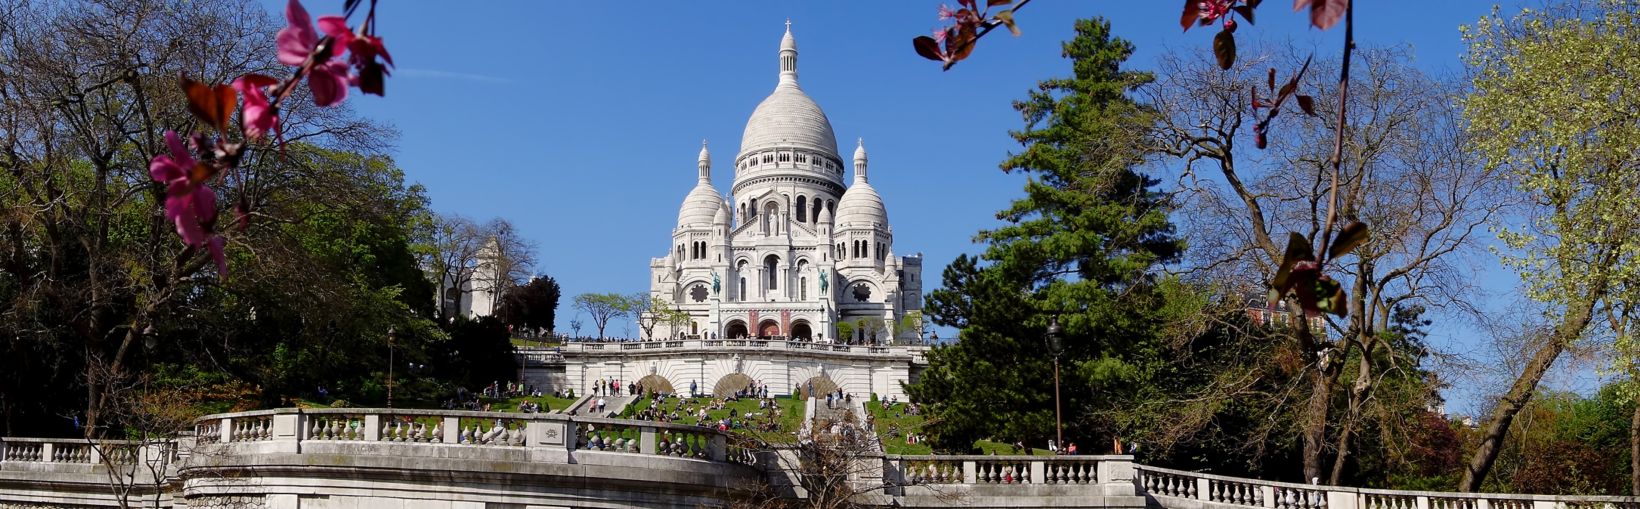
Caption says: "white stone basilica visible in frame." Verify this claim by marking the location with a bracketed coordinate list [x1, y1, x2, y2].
[651, 24, 923, 344]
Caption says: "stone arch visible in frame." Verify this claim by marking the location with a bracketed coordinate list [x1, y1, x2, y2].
[757, 319, 780, 338]
[724, 320, 749, 339]
[798, 375, 838, 399]
[637, 374, 675, 395]
[796, 195, 807, 223]
[713, 373, 754, 397]
[790, 320, 814, 340]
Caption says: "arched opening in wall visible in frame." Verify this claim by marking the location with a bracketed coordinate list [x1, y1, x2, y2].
[690, 321, 698, 335]
[791, 321, 813, 340]
[738, 277, 747, 302]
[713, 373, 753, 398]
[757, 319, 780, 338]
[764, 254, 779, 292]
[813, 201, 822, 223]
[827, 200, 835, 217]
[798, 375, 838, 400]
[796, 196, 807, 223]
[637, 374, 675, 395]
[724, 320, 749, 339]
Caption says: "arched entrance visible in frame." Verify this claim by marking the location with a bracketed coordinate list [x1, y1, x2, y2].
[637, 374, 675, 395]
[713, 373, 754, 397]
[724, 320, 748, 339]
[790, 321, 813, 340]
[757, 320, 780, 339]
[798, 375, 838, 400]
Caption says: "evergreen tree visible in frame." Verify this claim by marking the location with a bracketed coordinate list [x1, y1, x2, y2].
[906, 18, 1182, 453]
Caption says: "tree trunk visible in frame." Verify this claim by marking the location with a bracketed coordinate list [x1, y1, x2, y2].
[1458, 294, 1598, 491]
[1328, 351, 1373, 485]
[1630, 398, 1639, 495]
[1302, 359, 1342, 483]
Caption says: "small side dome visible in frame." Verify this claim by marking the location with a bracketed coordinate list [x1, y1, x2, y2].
[819, 205, 834, 225]
[836, 138, 887, 229]
[714, 199, 730, 225]
[677, 141, 721, 228]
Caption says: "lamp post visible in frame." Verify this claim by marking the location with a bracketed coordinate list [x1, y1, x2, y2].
[387, 325, 396, 408]
[1046, 315, 1064, 453]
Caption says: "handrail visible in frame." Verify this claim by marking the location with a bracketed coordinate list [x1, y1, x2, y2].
[1134, 463, 1640, 505]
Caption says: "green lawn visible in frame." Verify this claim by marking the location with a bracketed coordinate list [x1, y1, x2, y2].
[868, 401, 931, 455]
[481, 395, 579, 413]
[619, 395, 806, 440]
[510, 337, 560, 348]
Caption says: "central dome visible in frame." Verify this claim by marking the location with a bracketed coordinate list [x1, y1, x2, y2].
[737, 24, 841, 163]
[739, 88, 840, 161]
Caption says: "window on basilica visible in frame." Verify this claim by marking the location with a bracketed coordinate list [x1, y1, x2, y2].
[690, 284, 709, 303]
[852, 283, 871, 303]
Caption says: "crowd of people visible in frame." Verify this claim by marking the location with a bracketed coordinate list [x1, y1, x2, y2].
[622, 385, 788, 432]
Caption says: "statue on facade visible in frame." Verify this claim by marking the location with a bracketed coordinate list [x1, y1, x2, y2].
[819, 271, 828, 293]
[711, 271, 721, 295]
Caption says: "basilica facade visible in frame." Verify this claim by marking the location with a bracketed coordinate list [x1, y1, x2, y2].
[650, 24, 923, 344]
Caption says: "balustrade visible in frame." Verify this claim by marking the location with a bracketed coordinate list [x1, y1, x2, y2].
[229, 414, 275, 442]
[1364, 494, 1418, 509]
[195, 420, 222, 442]
[578, 421, 642, 453]
[457, 417, 528, 446]
[304, 413, 367, 441]
[1140, 468, 1198, 499]
[655, 428, 710, 459]
[974, 458, 1029, 484]
[2, 442, 41, 462]
[1045, 458, 1099, 484]
[1274, 485, 1327, 509]
[1211, 479, 1266, 506]
[900, 458, 964, 484]
[378, 414, 444, 443]
[1427, 498, 1475, 509]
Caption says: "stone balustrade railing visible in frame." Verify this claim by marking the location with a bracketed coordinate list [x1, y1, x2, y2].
[1136, 465, 1640, 509]
[886, 454, 1128, 487]
[540, 339, 929, 358]
[189, 407, 736, 463]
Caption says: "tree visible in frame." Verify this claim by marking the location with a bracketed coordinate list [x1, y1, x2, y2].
[1148, 42, 1500, 482]
[906, 18, 1182, 453]
[632, 294, 690, 340]
[498, 275, 561, 337]
[0, 0, 394, 437]
[425, 214, 486, 322]
[473, 218, 537, 315]
[574, 293, 634, 340]
[1458, 2, 1640, 491]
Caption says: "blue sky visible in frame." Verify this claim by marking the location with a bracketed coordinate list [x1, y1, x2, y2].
[269, 1, 1548, 413]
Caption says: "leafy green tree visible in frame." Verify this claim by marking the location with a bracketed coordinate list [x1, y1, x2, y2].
[905, 18, 1182, 453]
[499, 275, 561, 337]
[1459, 3, 1640, 490]
[573, 292, 634, 339]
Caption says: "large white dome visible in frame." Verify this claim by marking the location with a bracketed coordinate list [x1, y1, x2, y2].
[737, 24, 840, 163]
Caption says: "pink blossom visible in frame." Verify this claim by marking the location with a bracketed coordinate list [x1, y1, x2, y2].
[937, 4, 956, 21]
[208, 236, 228, 277]
[233, 75, 279, 139]
[275, 0, 350, 107]
[148, 131, 220, 250]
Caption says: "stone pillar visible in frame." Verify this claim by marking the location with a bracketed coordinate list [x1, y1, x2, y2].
[1029, 460, 1046, 484]
[1415, 495, 1431, 509]
[709, 433, 727, 462]
[272, 412, 301, 453]
[364, 414, 382, 442]
[640, 426, 658, 454]
[219, 417, 232, 443]
[963, 460, 977, 484]
[1195, 477, 1211, 501]
[1261, 486, 1277, 508]
[443, 417, 461, 444]
[39, 443, 53, 463]
[1326, 489, 1359, 509]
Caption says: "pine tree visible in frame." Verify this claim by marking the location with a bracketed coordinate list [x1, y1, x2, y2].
[906, 18, 1182, 453]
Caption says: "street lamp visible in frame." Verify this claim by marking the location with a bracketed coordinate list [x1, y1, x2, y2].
[1046, 315, 1064, 453]
[387, 325, 396, 408]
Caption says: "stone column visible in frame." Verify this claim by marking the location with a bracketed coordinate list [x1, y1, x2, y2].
[1096, 457, 1136, 496]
